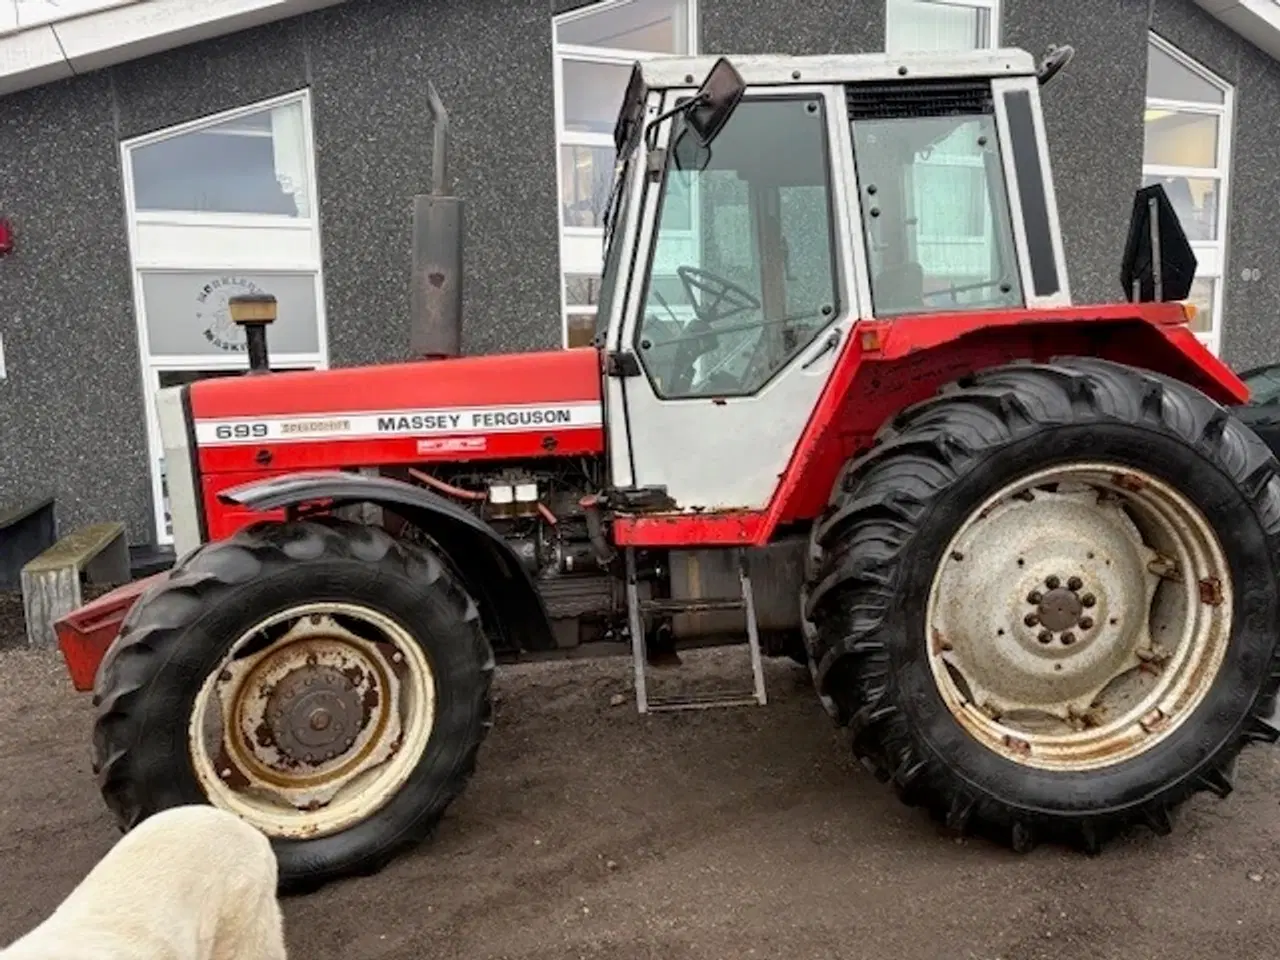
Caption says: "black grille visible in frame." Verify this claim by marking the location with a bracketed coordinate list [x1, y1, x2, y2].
[845, 80, 993, 121]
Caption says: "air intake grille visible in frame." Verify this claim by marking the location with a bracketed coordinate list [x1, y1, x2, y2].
[845, 80, 993, 121]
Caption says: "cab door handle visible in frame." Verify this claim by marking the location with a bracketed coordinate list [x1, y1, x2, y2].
[802, 328, 842, 370]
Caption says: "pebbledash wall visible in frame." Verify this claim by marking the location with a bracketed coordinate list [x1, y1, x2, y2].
[1, 0, 1280, 554]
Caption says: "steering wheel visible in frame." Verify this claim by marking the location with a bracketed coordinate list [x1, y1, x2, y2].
[677, 265, 762, 326]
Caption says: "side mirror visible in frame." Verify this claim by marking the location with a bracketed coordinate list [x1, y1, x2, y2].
[1120, 182, 1197, 303]
[684, 57, 746, 147]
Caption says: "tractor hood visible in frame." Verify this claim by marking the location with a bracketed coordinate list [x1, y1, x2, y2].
[185, 346, 605, 474]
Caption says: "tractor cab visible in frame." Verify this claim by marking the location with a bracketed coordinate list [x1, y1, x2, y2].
[591, 48, 1077, 515]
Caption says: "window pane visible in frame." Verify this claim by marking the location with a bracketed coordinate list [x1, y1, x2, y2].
[1141, 173, 1220, 241]
[561, 144, 616, 227]
[131, 100, 312, 217]
[1186, 275, 1216, 334]
[556, 0, 691, 53]
[562, 60, 634, 135]
[886, 0, 991, 53]
[853, 112, 1023, 315]
[1143, 110, 1218, 168]
[566, 274, 603, 306]
[140, 270, 321, 358]
[566, 311, 597, 347]
[1147, 41, 1225, 105]
[636, 97, 840, 399]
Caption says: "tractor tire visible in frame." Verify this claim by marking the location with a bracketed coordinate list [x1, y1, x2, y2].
[91, 516, 494, 893]
[804, 357, 1280, 853]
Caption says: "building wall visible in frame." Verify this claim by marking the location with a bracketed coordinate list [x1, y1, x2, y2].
[2, 0, 1280, 548]
[0, 0, 565, 546]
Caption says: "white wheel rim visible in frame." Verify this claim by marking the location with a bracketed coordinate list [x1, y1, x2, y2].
[925, 462, 1232, 772]
[188, 602, 437, 840]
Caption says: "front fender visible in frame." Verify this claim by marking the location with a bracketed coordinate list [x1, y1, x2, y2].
[220, 470, 555, 653]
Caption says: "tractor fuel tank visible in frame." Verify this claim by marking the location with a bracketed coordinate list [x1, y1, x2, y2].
[667, 539, 807, 641]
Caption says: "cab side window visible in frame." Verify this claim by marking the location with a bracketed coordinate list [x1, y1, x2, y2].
[634, 96, 840, 399]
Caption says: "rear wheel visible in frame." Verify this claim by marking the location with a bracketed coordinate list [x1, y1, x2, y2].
[91, 516, 494, 892]
[804, 357, 1280, 852]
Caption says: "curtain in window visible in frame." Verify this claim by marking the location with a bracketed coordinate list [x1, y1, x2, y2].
[886, 0, 986, 53]
[271, 104, 311, 218]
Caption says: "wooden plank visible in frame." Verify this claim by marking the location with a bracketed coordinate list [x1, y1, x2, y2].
[21, 566, 81, 650]
[0, 493, 54, 530]
[21, 522, 125, 574]
[20, 522, 129, 650]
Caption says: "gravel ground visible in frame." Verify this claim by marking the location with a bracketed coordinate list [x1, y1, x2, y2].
[1, 598, 1279, 960]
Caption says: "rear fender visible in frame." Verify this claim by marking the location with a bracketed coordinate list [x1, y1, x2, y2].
[763, 308, 1252, 536]
[220, 470, 556, 653]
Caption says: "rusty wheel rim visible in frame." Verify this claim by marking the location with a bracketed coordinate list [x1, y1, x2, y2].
[925, 463, 1232, 772]
[188, 602, 436, 839]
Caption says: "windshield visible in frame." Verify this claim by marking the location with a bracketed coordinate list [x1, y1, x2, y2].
[851, 111, 1022, 315]
[592, 147, 638, 346]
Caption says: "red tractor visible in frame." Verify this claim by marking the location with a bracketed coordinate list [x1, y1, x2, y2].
[57, 45, 1280, 893]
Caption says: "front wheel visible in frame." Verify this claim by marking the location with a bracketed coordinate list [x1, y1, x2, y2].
[91, 517, 494, 892]
[805, 357, 1280, 852]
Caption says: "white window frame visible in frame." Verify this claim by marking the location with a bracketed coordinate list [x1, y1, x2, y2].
[120, 89, 330, 545]
[1142, 32, 1234, 356]
[884, 0, 1001, 53]
[552, 0, 699, 347]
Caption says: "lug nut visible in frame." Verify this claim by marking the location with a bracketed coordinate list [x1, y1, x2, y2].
[1061, 632, 1076, 646]
[1067, 576, 1083, 591]
[1024, 613, 1040, 627]
[1081, 593, 1096, 608]
[1027, 590, 1043, 605]
[1046, 575, 1061, 589]
[1079, 617, 1094, 630]
[1037, 630, 1052, 644]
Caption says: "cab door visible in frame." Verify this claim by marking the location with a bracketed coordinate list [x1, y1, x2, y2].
[605, 84, 866, 513]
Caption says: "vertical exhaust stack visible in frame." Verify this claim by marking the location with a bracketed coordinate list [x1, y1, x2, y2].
[410, 82, 464, 360]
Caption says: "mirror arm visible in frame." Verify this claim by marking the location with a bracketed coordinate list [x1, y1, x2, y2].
[642, 94, 708, 151]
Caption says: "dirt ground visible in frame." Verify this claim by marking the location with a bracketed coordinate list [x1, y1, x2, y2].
[2, 610, 1280, 960]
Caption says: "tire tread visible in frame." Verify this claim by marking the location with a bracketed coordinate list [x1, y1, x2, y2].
[804, 357, 1280, 853]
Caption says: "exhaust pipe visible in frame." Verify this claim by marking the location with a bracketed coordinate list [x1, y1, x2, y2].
[410, 82, 464, 360]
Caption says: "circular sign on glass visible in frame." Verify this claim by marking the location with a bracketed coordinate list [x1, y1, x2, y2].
[196, 276, 270, 352]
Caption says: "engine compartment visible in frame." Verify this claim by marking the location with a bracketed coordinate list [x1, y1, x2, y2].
[374, 457, 807, 662]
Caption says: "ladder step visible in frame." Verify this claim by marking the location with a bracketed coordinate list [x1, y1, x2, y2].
[625, 546, 767, 715]
[639, 597, 746, 615]
[645, 691, 764, 712]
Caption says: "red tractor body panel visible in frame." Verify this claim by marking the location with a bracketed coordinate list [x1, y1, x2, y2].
[612, 302, 1248, 546]
[190, 346, 605, 476]
[188, 346, 606, 539]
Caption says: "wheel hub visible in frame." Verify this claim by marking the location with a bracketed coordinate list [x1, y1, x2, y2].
[926, 465, 1233, 771]
[1036, 585, 1083, 633]
[266, 665, 366, 766]
[190, 604, 437, 839]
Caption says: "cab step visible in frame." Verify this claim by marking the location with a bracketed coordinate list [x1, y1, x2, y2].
[625, 546, 767, 714]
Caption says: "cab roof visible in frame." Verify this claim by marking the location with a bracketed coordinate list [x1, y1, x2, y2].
[636, 47, 1039, 90]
